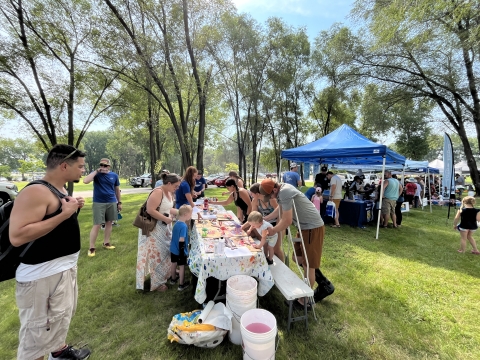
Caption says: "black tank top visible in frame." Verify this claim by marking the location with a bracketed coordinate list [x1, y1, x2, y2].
[234, 190, 249, 223]
[459, 207, 480, 230]
[21, 184, 81, 265]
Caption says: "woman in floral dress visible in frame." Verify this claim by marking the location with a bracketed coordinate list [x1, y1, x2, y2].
[136, 173, 180, 292]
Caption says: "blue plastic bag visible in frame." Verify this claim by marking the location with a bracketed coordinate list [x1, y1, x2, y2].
[325, 201, 336, 218]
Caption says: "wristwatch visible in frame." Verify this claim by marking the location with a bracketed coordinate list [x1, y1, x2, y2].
[117, 202, 122, 205]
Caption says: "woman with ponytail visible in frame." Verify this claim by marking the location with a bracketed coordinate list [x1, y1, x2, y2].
[212, 178, 251, 223]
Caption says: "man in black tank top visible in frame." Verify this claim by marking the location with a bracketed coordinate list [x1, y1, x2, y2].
[9, 145, 91, 360]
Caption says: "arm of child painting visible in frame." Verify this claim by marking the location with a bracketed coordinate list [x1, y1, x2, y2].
[253, 229, 267, 249]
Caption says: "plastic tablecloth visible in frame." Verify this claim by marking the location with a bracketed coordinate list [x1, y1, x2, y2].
[188, 211, 274, 304]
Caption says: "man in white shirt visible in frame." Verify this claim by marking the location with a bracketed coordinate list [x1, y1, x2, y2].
[326, 171, 343, 227]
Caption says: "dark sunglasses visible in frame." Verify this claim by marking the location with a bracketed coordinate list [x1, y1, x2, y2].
[99, 164, 109, 167]
[61, 148, 77, 162]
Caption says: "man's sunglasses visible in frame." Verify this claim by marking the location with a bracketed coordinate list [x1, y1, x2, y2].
[61, 148, 77, 162]
[99, 164, 110, 167]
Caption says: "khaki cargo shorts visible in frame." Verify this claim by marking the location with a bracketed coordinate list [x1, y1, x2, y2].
[16, 266, 78, 360]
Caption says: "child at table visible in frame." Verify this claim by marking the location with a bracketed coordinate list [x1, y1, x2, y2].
[170, 205, 193, 291]
[245, 211, 278, 265]
[311, 187, 323, 212]
[453, 196, 480, 255]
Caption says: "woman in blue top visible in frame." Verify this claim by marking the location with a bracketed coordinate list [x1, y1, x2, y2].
[175, 166, 197, 209]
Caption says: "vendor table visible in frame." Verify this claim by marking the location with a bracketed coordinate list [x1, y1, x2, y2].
[338, 200, 374, 228]
[188, 208, 274, 304]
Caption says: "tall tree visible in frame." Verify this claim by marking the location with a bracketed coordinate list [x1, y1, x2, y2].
[0, 0, 121, 151]
[352, 0, 480, 192]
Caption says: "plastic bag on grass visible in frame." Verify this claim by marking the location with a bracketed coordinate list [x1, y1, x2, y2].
[167, 301, 232, 348]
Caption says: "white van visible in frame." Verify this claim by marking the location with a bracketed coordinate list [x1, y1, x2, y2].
[363, 174, 379, 186]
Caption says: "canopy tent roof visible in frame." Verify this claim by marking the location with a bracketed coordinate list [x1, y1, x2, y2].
[281, 125, 406, 166]
[332, 160, 439, 174]
[428, 159, 444, 170]
[454, 160, 470, 173]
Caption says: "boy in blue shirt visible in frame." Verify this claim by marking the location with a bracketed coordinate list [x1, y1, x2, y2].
[169, 204, 193, 291]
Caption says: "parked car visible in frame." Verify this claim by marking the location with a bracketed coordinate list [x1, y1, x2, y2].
[214, 176, 228, 187]
[0, 181, 18, 207]
[206, 174, 221, 185]
[265, 173, 277, 178]
[130, 173, 152, 188]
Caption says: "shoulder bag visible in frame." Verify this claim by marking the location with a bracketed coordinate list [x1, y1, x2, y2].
[133, 189, 164, 236]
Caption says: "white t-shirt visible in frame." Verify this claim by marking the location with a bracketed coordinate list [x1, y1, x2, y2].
[330, 175, 343, 199]
[415, 183, 422, 197]
[258, 221, 278, 247]
[16, 251, 79, 282]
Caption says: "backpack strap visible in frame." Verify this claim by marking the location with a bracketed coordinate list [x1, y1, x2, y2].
[14, 180, 67, 260]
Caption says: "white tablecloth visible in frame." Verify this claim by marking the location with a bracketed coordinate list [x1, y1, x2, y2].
[188, 210, 274, 304]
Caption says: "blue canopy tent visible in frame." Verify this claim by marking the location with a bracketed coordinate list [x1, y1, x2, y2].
[281, 124, 407, 239]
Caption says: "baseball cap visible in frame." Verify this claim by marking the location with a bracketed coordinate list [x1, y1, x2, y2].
[99, 158, 111, 166]
[161, 169, 170, 174]
[259, 178, 276, 198]
[290, 162, 297, 169]
[321, 166, 328, 172]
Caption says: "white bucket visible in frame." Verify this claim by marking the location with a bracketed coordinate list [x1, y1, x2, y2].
[227, 296, 257, 345]
[241, 309, 277, 360]
[227, 275, 257, 299]
[226, 275, 258, 345]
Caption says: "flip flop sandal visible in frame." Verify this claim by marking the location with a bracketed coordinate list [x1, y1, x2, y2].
[330, 224, 341, 228]
[471, 250, 480, 255]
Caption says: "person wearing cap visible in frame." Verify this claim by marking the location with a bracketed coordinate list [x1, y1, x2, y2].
[193, 170, 207, 198]
[314, 166, 329, 191]
[83, 158, 121, 257]
[260, 179, 325, 306]
[282, 162, 302, 188]
[155, 169, 170, 188]
[355, 168, 365, 179]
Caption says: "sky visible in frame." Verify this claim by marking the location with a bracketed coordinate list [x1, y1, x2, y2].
[2, 0, 356, 138]
[232, 0, 355, 40]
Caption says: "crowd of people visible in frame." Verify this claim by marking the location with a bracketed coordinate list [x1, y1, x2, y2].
[8, 146, 480, 359]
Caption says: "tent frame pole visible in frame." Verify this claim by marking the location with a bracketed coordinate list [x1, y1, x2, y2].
[375, 156, 387, 239]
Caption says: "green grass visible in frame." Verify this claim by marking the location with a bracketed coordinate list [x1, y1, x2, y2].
[1, 188, 480, 359]
[14, 178, 133, 192]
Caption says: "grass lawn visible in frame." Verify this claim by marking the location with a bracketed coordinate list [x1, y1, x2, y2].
[1, 187, 480, 359]
[14, 178, 133, 192]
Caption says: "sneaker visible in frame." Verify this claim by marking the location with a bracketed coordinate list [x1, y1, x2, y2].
[48, 345, 91, 359]
[168, 276, 178, 285]
[102, 243, 115, 250]
[87, 248, 95, 257]
[178, 281, 190, 291]
[112, 222, 120, 227]
[100, 224, 105, 230]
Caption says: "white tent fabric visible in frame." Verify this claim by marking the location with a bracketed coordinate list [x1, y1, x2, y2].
[429, 159, 444, 172]
[454, 161, 469, 173]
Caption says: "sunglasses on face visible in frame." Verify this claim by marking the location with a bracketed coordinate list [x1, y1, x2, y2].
[99, 164, 109, 167]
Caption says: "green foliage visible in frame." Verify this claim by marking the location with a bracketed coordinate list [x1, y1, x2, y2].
[0, 164, 10, 178]
[224, 162, 239, 172]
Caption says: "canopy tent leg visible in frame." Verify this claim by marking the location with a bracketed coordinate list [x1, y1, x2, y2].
[375, 156, 387, 240]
